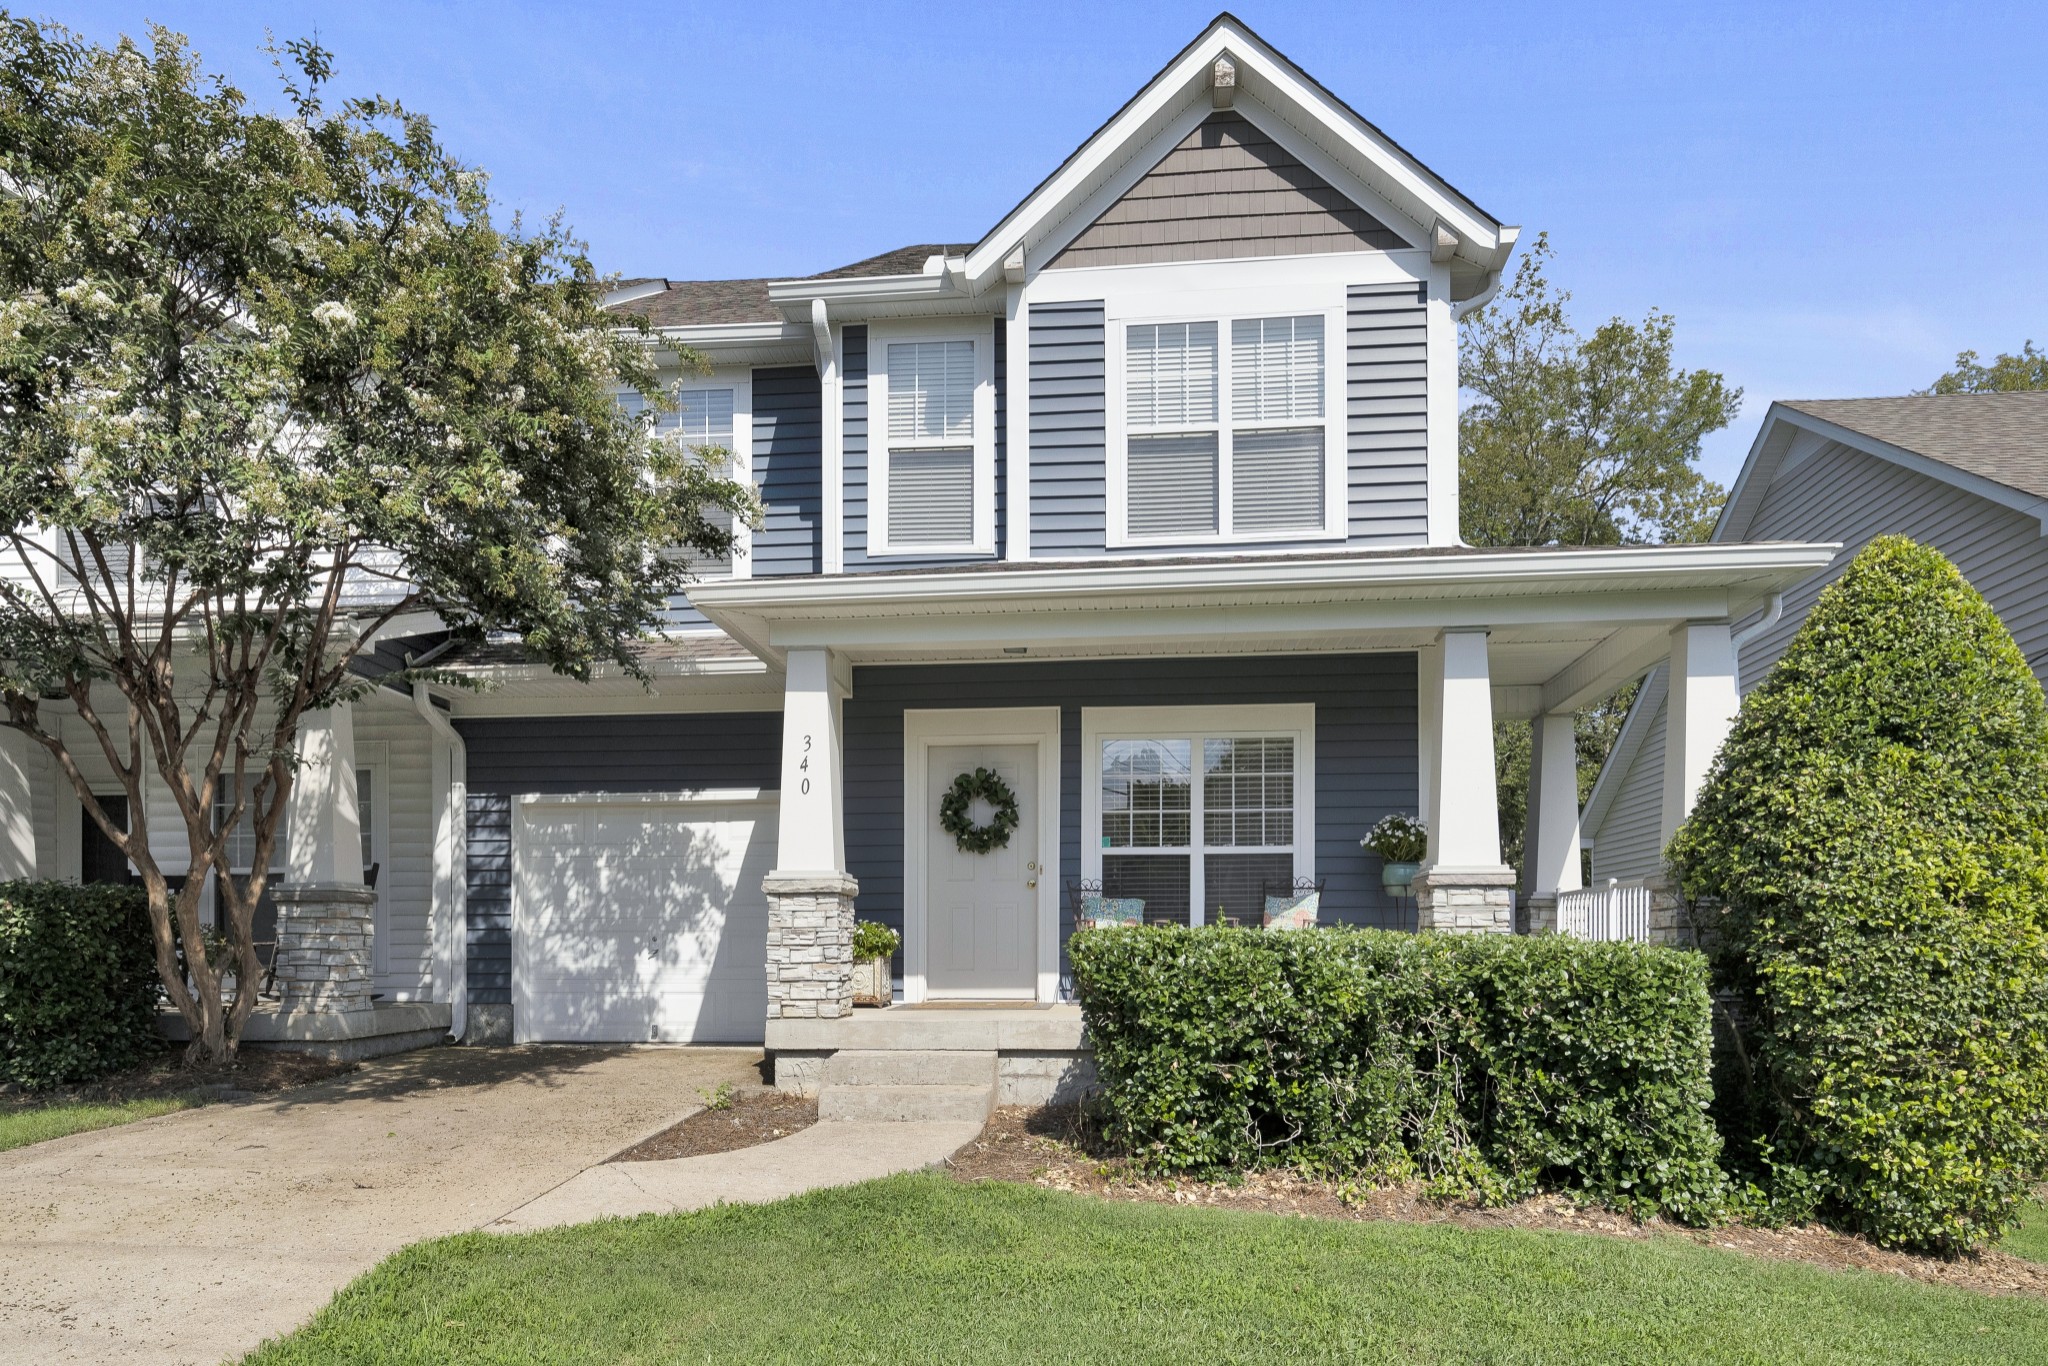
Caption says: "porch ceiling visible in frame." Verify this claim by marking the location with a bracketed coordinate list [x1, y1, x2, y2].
[689, 542, 1837, 716]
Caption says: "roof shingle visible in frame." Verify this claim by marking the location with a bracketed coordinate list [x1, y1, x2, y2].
[1781, 393, 2048, 503]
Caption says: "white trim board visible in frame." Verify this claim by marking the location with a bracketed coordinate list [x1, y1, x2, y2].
[901, 707, 1062, 1005]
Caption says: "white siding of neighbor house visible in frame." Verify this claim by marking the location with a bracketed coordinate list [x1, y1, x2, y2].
[1588, 439, 2048, 881]
[355, 700, 437, 1000]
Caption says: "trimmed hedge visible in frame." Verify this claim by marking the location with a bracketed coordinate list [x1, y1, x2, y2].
[0, 880, 161, 1089]
[1670, 537, 2048, 1254]
[1070, 925, 1725, 1222]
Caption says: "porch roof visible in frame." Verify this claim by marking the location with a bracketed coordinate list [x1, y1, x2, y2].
[688, 541, 1837, 717]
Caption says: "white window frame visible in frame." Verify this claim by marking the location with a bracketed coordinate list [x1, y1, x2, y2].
[868, 321, 997, 558]
[1080, 704, 1315, 927]
[1106, 304, 1346, 548]
[668, 371, 754, 580]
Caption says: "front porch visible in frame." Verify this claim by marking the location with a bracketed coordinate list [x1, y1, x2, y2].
[688, 542, 1833, 1086]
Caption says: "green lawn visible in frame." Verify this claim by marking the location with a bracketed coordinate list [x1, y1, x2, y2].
[2006, 1200, 2048, 1264]
[247, 1174, 2048, 1366]
[0, 1094, 197, 1153]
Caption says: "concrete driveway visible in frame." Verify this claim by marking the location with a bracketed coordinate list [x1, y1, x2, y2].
[0, 1044, 762, 1366]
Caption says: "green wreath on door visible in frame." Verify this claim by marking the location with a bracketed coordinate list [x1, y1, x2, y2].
[939, 767, 1021, 855]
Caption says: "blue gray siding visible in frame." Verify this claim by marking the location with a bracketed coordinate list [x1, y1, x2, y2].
[1027, 301, 1109, 554]
[843, 320, 1006, 571]
[455, 712, 783, 1005]
[1346, 283, 1430, 545]
[752, 365, 822, 577]
[843, 653, 1420, 960]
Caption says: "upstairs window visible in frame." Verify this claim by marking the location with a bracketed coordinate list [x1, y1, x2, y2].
[871, 331, 994, 556]
[1114, 311, 1340, 545]
[619, 378, 752, 580]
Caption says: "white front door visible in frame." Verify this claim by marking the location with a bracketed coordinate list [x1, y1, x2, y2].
[925, 743, 1038, 997]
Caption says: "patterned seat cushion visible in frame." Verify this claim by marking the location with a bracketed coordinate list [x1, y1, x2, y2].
[1078, 895, 1145, 929]
[1262, 891, 1320, 931]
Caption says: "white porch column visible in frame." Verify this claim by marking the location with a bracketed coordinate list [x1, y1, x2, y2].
[1649, 621, 1740, 944]
[763, 647, 857, 1021]
[0, 727, 38, 882]
[1415, 642, 1440, 832]
[1522, 711, 1584, 933]
[274, 702, 376, 1015]
[1415, 629, 1515, 933]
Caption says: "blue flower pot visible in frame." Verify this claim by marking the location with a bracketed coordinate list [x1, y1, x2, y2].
[1381, 861, 1420, 896]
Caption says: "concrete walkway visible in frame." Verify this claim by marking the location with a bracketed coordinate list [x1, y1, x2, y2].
[491, 1117, 985, 1232]
[0, 1044, 761, 1366]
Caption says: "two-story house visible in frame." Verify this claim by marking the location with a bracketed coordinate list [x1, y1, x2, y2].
[0, 15, 1830, 1100]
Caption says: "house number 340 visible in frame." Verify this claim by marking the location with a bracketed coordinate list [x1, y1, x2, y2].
[799, 734, 812, 795]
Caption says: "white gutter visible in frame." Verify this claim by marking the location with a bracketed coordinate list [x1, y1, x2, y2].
[411, 682, 468, 1043]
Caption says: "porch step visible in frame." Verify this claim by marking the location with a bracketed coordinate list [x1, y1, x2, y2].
[817, 1049, 998, 1123]
[823, 1049, 997, 1089]
[818, 1083, 996, 1124]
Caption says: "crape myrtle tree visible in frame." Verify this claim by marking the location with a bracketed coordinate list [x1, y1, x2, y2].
[1458, 233, 1740, 873]
[0, 19, 755, 1062]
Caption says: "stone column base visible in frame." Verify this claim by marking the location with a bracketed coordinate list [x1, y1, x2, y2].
[1413, 866, 1517, 935]
[1643, 876, 1693, 948]
[272, 883, 378, 1015]
[1522, 894, 1559, 936]
[763, 871, 858, 1020]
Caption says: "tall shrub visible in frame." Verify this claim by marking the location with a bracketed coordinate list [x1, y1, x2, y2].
[1070, 925, 1725, 1222]
[1669, 536, 2048, 1253]
[0, 881, 161, 1088]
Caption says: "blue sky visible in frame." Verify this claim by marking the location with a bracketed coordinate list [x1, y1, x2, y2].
[47, 1, 2048, 485]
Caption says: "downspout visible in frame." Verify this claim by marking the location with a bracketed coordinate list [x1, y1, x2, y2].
[411, 681, 468, 1042]
[1731, 591, 1784, 651]
[1450, 271, 1504, 321]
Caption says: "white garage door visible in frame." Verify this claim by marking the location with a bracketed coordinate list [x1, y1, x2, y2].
[513, 795, 777, 1044]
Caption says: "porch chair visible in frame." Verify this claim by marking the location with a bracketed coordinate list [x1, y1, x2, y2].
[1260, 876, 1327, 931]
[1065, 876, 1145, 930]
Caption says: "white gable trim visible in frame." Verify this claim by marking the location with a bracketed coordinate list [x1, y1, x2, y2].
[962, 16, 1509, 295]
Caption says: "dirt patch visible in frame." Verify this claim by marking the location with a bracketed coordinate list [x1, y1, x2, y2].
[0, 1040, 354, 1113]
[947, 1105, 2048, 1301]
[609, 1086, 817, 1162]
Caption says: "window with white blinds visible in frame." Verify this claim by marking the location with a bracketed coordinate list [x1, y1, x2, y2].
[1120, 313, 1331, 543]
[888, 341, 975, 445]
[667, 387, 739, 576]
[879, 338, 982, 551]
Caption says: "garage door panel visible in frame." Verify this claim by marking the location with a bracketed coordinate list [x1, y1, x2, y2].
[515, 798, 777, 1044]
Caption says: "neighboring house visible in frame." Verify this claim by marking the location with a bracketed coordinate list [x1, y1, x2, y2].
[1584, 391, 2048, 915]
[0, 16, 1828, 1096]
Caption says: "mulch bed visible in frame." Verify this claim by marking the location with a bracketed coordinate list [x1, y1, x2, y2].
[0, 1040, 354, 1113]
[946, 1105, 2048, 1302]
[609, 1086, 818, 1162]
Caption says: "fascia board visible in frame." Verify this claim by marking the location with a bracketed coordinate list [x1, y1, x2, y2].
[766, 274, 957, 309]
[759, 590, 1744, 652]
[687, 544, 1841, 617]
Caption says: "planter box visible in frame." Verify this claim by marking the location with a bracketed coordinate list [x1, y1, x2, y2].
[852, 956, 893, 1007]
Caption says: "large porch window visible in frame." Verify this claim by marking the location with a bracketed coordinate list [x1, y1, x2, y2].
[1082, 706, 1314, 927]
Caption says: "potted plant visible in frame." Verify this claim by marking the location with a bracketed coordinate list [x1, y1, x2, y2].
[851, 920, 899, 1007]
[1361, 814, 1428, 896]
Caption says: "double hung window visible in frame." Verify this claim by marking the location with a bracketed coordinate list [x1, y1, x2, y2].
[620, 379, 751, 579]
[1084, 707, 1314, 927]
[1116, 312, 1335, 543]
[873, 333, 993, 555]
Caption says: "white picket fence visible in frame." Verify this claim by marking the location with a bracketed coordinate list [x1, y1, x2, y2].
[1556, 879, 1652, 942]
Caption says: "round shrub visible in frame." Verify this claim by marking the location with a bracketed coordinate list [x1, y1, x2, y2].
[0, 880, 162, 1089]
[1669, 536, 2048, 1253]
